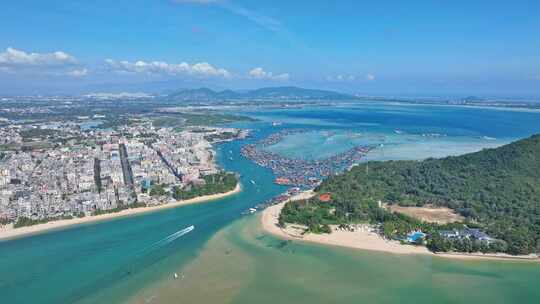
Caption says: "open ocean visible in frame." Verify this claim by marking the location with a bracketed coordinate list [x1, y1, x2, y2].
[1, 102, 540, 304]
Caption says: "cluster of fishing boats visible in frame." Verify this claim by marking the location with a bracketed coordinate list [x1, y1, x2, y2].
[240, 129, 372, 187]
[242, 187, 303, 215]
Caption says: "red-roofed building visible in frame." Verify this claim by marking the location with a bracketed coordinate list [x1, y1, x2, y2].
[275, 177, 292, 185]
[318, 193, 331, 202]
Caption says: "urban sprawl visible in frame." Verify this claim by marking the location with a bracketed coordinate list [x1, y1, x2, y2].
[0, 119, 246, 224]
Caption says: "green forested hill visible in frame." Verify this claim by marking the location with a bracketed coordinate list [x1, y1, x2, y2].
[283, 134, 540, 254]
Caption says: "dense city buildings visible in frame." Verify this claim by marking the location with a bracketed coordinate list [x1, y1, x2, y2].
[0, 117, 245, 226]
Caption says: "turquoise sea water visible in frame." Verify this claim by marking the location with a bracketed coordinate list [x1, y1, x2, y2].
[246, 102, 540, 161]
[0, 128, 286, 304]
[130, 215, 540, 304]
[1, 102, 540, 303]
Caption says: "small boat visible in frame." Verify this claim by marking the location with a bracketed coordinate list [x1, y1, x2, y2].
[174, 273, 179, 279]
[250, 180, 256, 185]
[249, 208, 257, 213]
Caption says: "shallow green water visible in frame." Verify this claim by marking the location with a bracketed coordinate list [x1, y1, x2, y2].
[131, 215, 540, 304]
[262, 129, 505, 161]
[2, 103, 540, 303]
[0, 129, 287, 304]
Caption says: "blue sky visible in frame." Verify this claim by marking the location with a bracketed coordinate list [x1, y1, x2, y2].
[0, 0, 539, 96]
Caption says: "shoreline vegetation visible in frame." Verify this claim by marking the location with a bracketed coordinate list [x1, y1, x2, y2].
[261, 192, 539, 261]
[260, 134, 540, 261]
[273, 134, 540, 256]
[0, 183, 241, 241]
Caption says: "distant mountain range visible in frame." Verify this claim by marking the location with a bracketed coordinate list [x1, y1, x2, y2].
[166, 86, 353, 101]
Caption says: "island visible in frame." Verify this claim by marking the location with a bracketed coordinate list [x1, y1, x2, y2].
[264, 134, 540, 259]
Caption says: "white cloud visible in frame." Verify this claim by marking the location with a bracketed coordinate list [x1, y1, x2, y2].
[0, 47, 77, 67]
[327, 73, 375, 82]
[174, 0, 283, 34]
[248, 67, 289, 81]
[222, 3, 282, 33]
[67, 68, 88, 77]
[105, 59, 231, 78]
[327, 74, 354, 82]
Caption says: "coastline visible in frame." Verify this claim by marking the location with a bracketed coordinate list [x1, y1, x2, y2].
[0, 183, 242, 242]
[260, 192, 538, 262]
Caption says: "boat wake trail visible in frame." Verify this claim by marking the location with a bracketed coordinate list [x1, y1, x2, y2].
[139, 225, 195, 254]
[65, 225, 195, 303]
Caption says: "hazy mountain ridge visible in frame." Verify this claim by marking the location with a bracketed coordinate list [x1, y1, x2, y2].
[166, 86, 353, 101]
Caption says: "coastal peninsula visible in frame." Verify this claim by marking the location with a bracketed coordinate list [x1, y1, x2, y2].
[262, 134, 540, 260]
[262, 199, 538, 261]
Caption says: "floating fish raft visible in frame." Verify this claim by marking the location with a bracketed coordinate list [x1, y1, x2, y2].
[240, 129, 373, 187]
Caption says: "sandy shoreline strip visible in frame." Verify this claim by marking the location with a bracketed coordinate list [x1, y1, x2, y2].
[260, 191, 538, 262]
[0, 183, 242, 241]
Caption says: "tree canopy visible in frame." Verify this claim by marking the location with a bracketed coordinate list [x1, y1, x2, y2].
[280, 134, 540, 255]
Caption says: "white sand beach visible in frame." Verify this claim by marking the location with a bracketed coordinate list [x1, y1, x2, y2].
[0, 183, 241, 241]
[260, 191, 538, 261]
